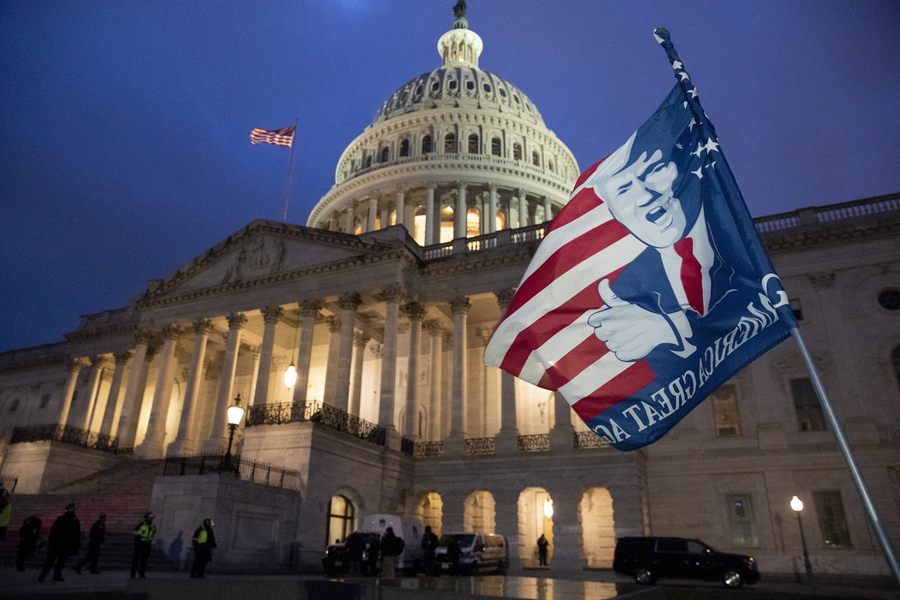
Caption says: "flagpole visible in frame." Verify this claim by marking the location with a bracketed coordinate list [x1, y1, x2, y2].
[791, 327, 900, 583]
[653, 27, 899, 584]
[282, 118, 298, 223]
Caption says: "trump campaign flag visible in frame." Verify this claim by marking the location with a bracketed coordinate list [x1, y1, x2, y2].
[484, 29, 798, 451]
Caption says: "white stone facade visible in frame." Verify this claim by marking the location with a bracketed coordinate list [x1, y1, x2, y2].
[0, 11, 898, 579]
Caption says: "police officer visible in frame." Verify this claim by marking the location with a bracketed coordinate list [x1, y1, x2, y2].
[131, 512, 157, 578]
[190, 518, 217, 578]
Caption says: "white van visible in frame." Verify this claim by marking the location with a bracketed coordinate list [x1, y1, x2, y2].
[434, 532, 508, 574]
[359, 514, 425, 574]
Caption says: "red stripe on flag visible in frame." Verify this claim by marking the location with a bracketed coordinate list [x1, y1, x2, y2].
[504, 220, 630, 319]
[546, 186, 603, 233]
[500, 265, 626, 378]
[538, 335, 610, 390]
[570, 360, 656, 423]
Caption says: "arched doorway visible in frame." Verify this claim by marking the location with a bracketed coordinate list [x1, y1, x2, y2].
[464, 491, 496, 533]
[581, 488, 615, 568]
[519, 487, 553, 566]
[416, 492, 443, 536]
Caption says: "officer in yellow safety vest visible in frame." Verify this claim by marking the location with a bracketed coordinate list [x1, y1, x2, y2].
[130, 512, 157, 579]
[190, 518, 217, 578]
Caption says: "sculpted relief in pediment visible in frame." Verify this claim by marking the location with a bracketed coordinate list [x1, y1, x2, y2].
[221, 236, 286, 284]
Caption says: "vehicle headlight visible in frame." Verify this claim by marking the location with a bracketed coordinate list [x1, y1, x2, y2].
[744, 557, 757, 569]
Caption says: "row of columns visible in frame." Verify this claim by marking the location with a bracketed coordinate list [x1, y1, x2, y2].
[56, 286, 532, 458]
[336, 182, 553, 243]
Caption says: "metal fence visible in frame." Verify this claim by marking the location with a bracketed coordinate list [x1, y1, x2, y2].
[246, 400, 386, 447]
[162, 454, 300, 490]
[10, 424, 119, 453]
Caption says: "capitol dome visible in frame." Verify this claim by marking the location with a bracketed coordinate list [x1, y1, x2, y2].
[307, 7, 579, 246]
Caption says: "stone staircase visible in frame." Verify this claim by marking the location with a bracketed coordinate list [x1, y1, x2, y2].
[0, 458, 181, 573]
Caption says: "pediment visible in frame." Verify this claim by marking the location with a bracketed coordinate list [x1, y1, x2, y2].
[136, 220, 397, 304]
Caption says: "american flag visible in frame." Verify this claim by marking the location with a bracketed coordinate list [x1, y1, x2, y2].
[250, 126, 296, 148]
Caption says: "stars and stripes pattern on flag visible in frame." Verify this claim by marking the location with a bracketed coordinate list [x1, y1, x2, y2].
[250, 126, 296, 148]
[485, 29, 796, 451]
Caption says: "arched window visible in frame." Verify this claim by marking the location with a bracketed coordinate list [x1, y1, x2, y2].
[466, 208, 481, 237]
[468, 134, 479, 154]
[444, 133, 456, 154]
[413, 207, 427, 245]
[422, 135, 433, 154]
[491, 137, 501, 156]
[440, 205, 454, 243]
[364, 152, 372, 168]
[548, 159, 555, 172]
[513, 143, 522, 161]
[399, 139, 410, 157]
[326, 495, 355, 545]
[496, 210, 506, 231]
[380, 146, 390, 163]
[532, 150, 540, 166]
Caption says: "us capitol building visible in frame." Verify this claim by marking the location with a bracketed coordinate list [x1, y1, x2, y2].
[1, 5, 898, 580]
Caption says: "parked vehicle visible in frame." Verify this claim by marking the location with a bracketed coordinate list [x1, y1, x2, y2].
[434, 532, 508, 575]
[324, 514, 425, 576]
[613, 536, 760, 588]
[323, 532, 380, 577]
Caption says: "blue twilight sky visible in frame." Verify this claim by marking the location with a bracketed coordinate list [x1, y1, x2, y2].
[1, 1, 899, 353]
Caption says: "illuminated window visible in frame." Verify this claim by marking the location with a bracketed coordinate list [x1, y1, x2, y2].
[466, 208, 481, 237]
[414, 211, 426, 245]
[399, 139, 410, 157]
[491, 137, 501, 156]
[791, 378, 826, 431]
[468, 134, 479, 154]
[444, 133, 456, 153]
[513, 143, 522, 161]
[532, 150, 540, 166]
[389, 211, 397, 226]
[326, 495, 355, 545]
[712, 385, 742, 436]
[440, 205, 454, 243]
[353, 224, 362, 235]
[495, 211, 506, 231]
[814, 491, 852, 548]
[727, 494, 758, 547]
[422, 135, 433, 154]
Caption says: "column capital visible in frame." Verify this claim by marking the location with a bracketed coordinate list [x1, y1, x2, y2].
[326, 315, 342, 333]
[487, 182, 499, 192]
[338, 292, 363, 311]
[353, 331, 371, 348]
[90, 354, 107, 369]
[402, 301, 426, 321]
[449, 296, 471, 315]
[379, 283, 405, 303]
[395, 185, 408, 196]
[262, 306, 285, 323]
[114, 350, 133, 365]
[423, 319, 444, 337]
[145, 343, 162, 361]
[134, 329, 154, 345]
[227, 313, 248, 330]
[161, 324, 183, 341]
[66, 357, 88, 372]
[299, 299, 324, 317]
[371, 342, 384, 359]
[495, 287, 517, 311]
[425, 182, 437, 191]
[193, 318, 215, 335]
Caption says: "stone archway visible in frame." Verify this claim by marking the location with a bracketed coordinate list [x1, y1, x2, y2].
[463, 490, 496, 533]
[415, 491, 444, 537]
[519, 487, 553, 566]
[581, 487, 615, 568]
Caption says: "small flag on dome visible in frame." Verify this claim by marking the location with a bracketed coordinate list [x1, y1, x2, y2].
[250, 126, 296, 148]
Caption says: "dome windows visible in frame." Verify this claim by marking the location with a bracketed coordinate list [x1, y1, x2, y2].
[431, 80, 441, 93]
[400, 139, 410, 157]
[513, 143, 522, 161]
[444, 133, 456, 153]
[532, 151, 540, 166]
[499, 88, 507, 97]
[491, 137, 501, 156]
[422, 135, 433, 154]
[466, 80, 475, 91]
[468, 134, 479, 154]
[448, 80, 458, 90]
[483, 83, 492, 93]
[380, 147, 390, 163]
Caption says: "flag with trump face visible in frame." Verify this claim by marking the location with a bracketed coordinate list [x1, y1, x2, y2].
[484, 31, 797, 450]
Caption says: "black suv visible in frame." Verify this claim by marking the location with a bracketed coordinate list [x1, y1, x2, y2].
[613, 536, 760, 588]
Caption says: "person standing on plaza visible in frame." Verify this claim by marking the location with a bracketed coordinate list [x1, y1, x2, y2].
[74, 514, 106, 574]
[131, 512, 157, 578]
[379, 527, 404, 578]
[38, 503, 80, 582]
[15, 514, 42, 571]
[421, 525, 439, 576]
[190, 518, 216, 578]
[537, 534, 550, 566]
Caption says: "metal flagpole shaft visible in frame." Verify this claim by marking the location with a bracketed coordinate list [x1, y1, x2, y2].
[791, 327, 900, 584]
[282, 119, 298, 222]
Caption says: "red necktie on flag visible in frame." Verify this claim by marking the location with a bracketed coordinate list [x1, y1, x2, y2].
[674, 237, 704, 316]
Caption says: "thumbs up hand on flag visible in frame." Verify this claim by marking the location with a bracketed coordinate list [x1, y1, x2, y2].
[588, 278, 682, 362]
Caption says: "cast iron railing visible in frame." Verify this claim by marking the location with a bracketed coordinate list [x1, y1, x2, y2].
[414, 441, 444, 458]
[246, 400, 386, 447]
[162, 454, 300, 490]
[517, 434, 550, 452]
[465, 437, 495, 455]
[574, 431, 609, 449]
[10, 424, 119, 453]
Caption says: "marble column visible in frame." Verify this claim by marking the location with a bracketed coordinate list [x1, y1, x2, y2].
[425, 183, 436, 246]
[378, 283, 404, 437]
[455, 181, 467, 239]
[402, 302, 425, 439]
[168, 318, 213, 456]
[395, 187, 406, 228]
[322, 316, 342, 407]
[367, 197, 378, 232]
[117, 331, 156, 450]
[446, 296, 471, 454]
[543, 196, 552, 223]
[424, 320, 443, 441]
[247, 346, 261, 405]
[517, 189, 527, 228]
[254, 306, 284, 406]
[57, 358, 86, 428]
[99, 351, 131, 438]
[81, 355, 106, 432]
[202, 313, 246, 454]
[549, 391, 575, 453]
[135, 324, 183, 458]
[349, 331, 370, 417]
[334, 293, 361, 412]
[492, 488, 523, 573]
[494, 288, 520, 453]
[547, 488, 585, 574]
[293, 300, 322, 404]
[345, 202, 357, 234]
[488, 183, 498, 233]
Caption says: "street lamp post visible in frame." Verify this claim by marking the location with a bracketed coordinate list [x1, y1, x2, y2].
[221, 394, 245, 473]
[791, 496, 816, 589]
